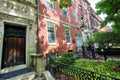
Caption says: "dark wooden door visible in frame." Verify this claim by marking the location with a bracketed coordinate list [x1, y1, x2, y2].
[2, 24, 26, 69]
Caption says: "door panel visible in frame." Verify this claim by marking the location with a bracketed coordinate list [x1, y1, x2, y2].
[75, 35, 83, 52]
[2, 24, 26, 69]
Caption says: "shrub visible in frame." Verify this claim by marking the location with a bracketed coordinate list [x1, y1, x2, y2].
[73, 60, 120, 78]
[56, 52, 76, 65]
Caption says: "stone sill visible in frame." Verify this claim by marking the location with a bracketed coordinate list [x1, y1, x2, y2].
[30, 53, 43, 57]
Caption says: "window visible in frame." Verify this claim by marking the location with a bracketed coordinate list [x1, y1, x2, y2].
[72, 10, 77, 20]
[78, 5, 82, 11]
[46, 0, 53, 9]
[72, 0, 74, 4]
[84, 9, 87, 14]
[64, 26, 71, 43]
[82, 0, 85, 2]
[93, 19, 99, 26]
[85, 20, 89, 27]
[62, 7, 68, 16]
[80, 16, 84, 22]
[47, 22, 56, 43]
[80, 16, 84, 25]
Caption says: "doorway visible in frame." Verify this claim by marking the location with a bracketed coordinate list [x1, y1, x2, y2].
[2, 24, 26, 69]
[75, 34, 83, 53]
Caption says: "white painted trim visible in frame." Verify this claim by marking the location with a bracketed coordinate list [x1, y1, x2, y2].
[66, 43, 71, 45]
[47, 43, 57, 46]
[64, 25, 72, 44]
[63, 24, 70, 27]
[45, 18, 57, 24]
[46, 21, 57, 45]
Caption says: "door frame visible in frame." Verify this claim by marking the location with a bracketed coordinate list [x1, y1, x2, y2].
[75, 34, 83, 52]
[0, 22, 29, 73]
[2, 24, 26, 69]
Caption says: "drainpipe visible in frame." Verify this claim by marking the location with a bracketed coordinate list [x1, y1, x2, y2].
[36, 0, 40, 54]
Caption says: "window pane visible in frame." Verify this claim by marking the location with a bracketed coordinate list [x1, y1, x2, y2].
[62, 8, 67, 16]
[72, 0, 74, 4]
[79, 5, 82, 11]
[72, 11, 77, 20]
[46, 0, 53, 9]
[65, 27, 71, 43]
[47, 22, 56, 43]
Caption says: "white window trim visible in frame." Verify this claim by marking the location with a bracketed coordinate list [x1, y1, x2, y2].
[46, 21, 56, 45]
[64, 25, 71, 44]
[46, 0, 54, 9]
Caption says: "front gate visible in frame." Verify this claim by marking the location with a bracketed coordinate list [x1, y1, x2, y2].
[2, 24, 26, 69]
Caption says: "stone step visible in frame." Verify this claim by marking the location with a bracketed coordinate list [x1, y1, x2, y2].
[7, 71, 37, 80]
[0, 68, 37, 80]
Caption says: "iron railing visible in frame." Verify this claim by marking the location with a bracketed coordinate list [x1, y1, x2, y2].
[46, 54, 120, 80]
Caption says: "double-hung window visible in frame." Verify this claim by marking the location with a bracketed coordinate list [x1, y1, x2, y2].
[82, 0, 85, 3]
[72, 0, 74, 4]
[72, 10, 77, 20]
[47, 22, 56, 44]
[65, 26, 71, 43]
[78, 5, 82, 11]
[62, 7, 68, 16]
[46, 0, 53, 9]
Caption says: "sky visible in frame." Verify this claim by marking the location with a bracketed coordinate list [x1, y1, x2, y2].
[88, 0, 111, 26]
[88, 0, 106, 20]
[88, 0, 100, 11]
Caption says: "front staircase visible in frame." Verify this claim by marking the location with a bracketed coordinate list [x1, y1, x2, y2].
[0, 68, 38, 80]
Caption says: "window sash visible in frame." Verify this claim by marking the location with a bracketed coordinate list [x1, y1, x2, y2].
[62, 8, 67, 16]
[47, 22, 56, 43]
[72, 0, 74, 4]
[46, 0, 53, 9]
[72, 11, 77, 20]
[65, 27, 71, 43]
[79, 5, 82, 11]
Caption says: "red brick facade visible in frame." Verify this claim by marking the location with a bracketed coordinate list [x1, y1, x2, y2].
[38, 0, 100, 56]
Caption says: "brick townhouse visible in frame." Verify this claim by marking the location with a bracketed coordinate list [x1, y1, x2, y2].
[38, 0, 101, 57]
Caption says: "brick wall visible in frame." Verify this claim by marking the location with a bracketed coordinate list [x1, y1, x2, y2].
[38, 0, 99, 56]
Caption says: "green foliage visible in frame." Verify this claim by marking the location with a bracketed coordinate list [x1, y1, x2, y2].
[73, 60, 120, 78]
[96, 0, 120, 32]
[51, 0, 72, 9]
[86, 32, 120, 48]
[56, 52, 76, 65]
[85, 37, 94, 45]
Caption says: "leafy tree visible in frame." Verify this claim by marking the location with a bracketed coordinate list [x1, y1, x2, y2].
[51, 0, 72, 8]
[96, 0, 120, 32]
[86, 32, 120, 48]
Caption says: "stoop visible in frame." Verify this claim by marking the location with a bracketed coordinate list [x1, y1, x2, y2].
[0, 68, 37, 80]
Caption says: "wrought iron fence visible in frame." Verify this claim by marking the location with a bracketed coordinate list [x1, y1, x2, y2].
[46, 54, 120, 80]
